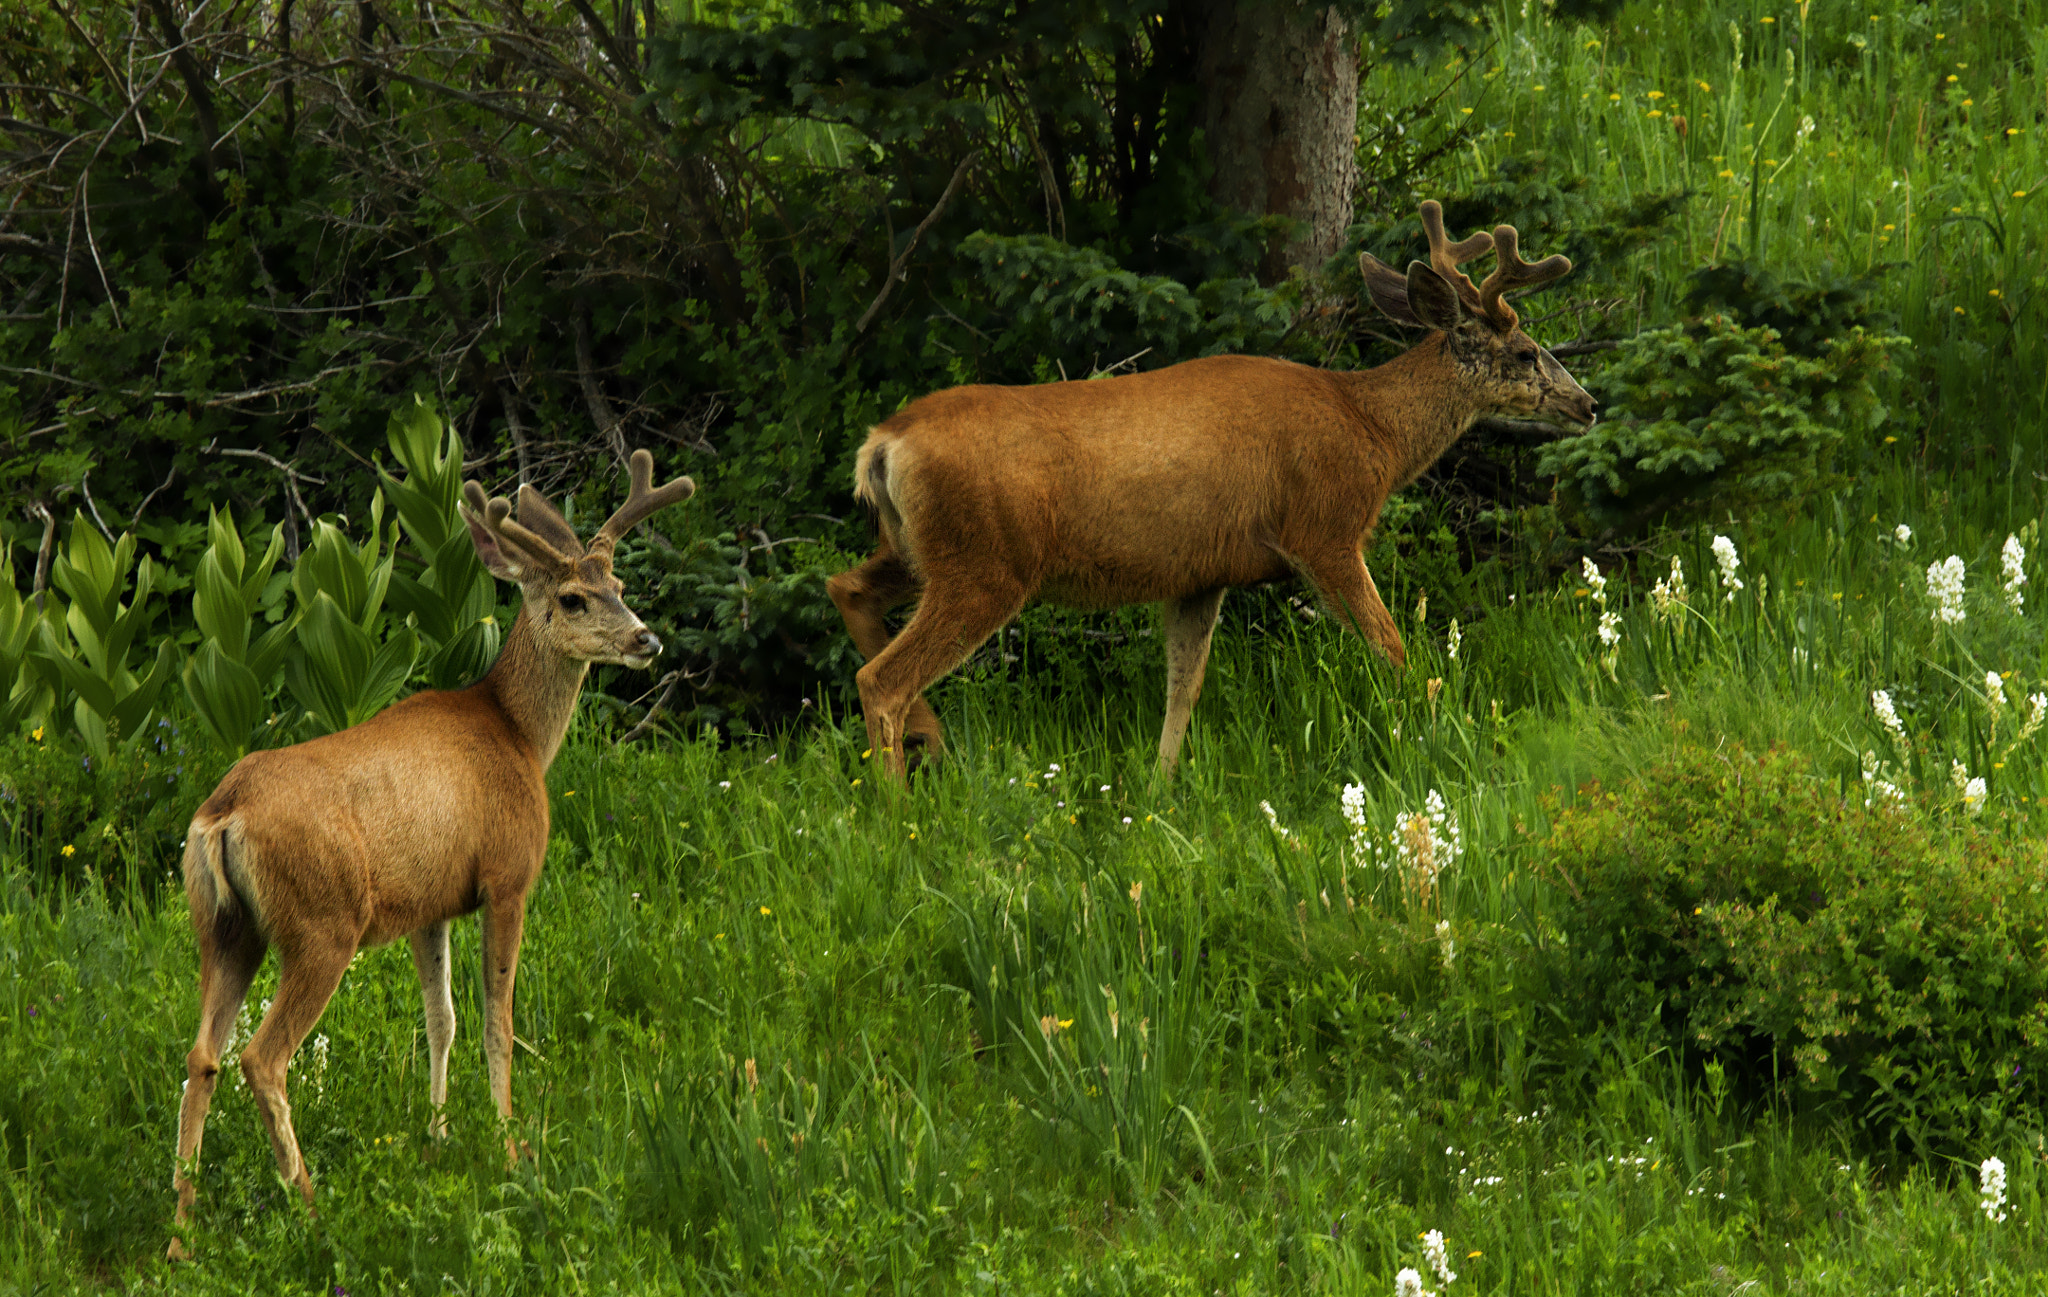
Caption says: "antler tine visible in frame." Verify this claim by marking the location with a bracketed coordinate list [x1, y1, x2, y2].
[1418, 200, 1494, 299]
[461, 479, 576, 573]
[590, 449, 696, 556]
[1475, 224, 1573, 329]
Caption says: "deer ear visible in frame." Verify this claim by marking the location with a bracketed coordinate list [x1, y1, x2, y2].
[463, 507, 527, 582]
[1404, 261, 1466, 332]
[1359, 252, 1420, 326]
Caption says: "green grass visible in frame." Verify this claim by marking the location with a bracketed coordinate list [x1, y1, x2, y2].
[6, 0, 2048, 1290]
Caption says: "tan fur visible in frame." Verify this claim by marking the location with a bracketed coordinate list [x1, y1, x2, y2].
[828, 202, 1593, 777]
[167, 452, 692, 1258]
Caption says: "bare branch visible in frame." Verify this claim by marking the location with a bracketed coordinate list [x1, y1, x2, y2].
[856, 152, 976, 335]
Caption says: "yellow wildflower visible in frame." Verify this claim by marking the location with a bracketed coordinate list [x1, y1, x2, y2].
[61, 844, 75, 858]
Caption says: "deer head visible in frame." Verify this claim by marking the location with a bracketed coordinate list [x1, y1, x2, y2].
[458, 449, 695, 668]
[1359, 200, 1596, 429]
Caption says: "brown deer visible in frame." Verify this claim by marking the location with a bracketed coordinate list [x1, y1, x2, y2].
[167, 451, 692, 1259]
[829, 200, 1593, 777]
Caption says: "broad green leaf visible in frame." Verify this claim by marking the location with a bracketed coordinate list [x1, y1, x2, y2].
[247, 620, 298, 685]
[193, 551, 251, 659]
[355, 627, 418, 723]
[111, 639, 178, 739]
[424, 617, 501, 690]
[386, 571, 457, 645]
[30, 622, 115, 718]
[183, 642, 265, 754]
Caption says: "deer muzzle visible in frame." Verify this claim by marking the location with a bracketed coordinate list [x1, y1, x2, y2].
[621, 627, 662, 667]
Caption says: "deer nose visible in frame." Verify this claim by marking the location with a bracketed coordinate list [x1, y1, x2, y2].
[632, 628, 662, 657]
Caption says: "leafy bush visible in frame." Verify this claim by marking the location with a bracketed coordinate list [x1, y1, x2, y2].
[1540, 315, 1910, 534]
[1539, 743, 2048, 1155]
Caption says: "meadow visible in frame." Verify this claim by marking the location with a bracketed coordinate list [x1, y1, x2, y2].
[5, 0, 2048, 1292]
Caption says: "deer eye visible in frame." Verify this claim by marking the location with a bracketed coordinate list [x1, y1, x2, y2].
[558, 593, 586, 613]
[1521, 350, 1541, 366]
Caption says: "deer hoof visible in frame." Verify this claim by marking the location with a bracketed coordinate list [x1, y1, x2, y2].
[167, 1235, 193, 1262]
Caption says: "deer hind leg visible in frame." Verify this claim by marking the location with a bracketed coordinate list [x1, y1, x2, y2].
[238, 938, 353, 1210]
[1158, 588, 1227, 775]
[829, 547, 945, 766]
[855, 575, 1028, 777]
[480, 893, 530, 1164]
[1303, 551, 1406, 667]
[409, 922, 455, 1139]
[169, 920, 266, 1257]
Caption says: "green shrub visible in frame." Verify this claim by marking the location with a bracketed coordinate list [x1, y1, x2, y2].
[1539, 742, 2048, 1155]
[1540, 315, 1910, 535]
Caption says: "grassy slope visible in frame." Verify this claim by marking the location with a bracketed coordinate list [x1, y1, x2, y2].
[5, 0, 2048, 1291]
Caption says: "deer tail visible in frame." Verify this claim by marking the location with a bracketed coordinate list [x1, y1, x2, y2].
[183, 819, 263, 944]
[853, 429, 905, 543]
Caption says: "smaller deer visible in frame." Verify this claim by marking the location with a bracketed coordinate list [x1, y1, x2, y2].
[168, 451, 691, 1259]
[830, 200, 1592, 776]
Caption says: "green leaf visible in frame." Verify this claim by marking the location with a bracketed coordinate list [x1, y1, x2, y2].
[387, 571, 457, 645]
[423, 616, 501, 691]
[111, 639, 178, 740]
[29, 621, 115, 719]
[288, 592, 373, 734]
[183, 641, 266, 755]
[355, 627, 419, 724]
[193, 549, 251, 660]
[247, 620, 298, 685]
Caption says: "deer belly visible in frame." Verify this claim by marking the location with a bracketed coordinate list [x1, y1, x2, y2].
[1036, 504, 1284, 607]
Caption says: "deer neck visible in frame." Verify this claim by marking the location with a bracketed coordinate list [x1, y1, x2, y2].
[478, 602, 590, 769]
[1350, 335, 1485, 487]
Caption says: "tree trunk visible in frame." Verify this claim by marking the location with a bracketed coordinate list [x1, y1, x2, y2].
[1193, 1, 1359, 283]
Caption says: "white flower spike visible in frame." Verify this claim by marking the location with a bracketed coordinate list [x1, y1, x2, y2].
[1711, 535, 1744, 602]
[1927, 556, 1967, 624]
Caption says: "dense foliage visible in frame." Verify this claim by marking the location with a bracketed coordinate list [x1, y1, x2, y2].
[1544, 744, 2048, 1157]
[3, 0, 2048, 1289]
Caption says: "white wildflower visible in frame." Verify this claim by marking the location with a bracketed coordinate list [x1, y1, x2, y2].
[1395, 1269, 1427, 1297]
[1872, 690, 1907, 746]
[1423, 1229, 1458, 1287]
[2002, 534, 2026, 612]
[311, 1033, 330, 1097]
[1581, 556, 1609, 604]
[1711, 535, 1744, 602]
[1860, 751, 1905, 809]
[1446, 619, 1462, 662]
[1435, 919, 1456, 965]
[1261, 801, 1293, 839]
[1953, 760, 1987, 815]
[1986, 671, 2008, 711]
[2018, 693, 2048, 745]
[1927, 555, 1967, 624]
[1981, 1156, 2009, 1223]
[1893, 523, 1913, 546]
[1597, 610, 1622, 647]
[1650, 556, 1688, 622]
[1341, 782, 1371, 869]
[1359, 787, 1463, 890]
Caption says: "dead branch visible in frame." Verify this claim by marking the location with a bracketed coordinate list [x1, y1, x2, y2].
[855, 151, 977, 334]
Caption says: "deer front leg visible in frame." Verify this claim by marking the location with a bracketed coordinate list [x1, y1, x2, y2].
[1302, 551, 1406, 667]
[480, 895, 529, 1164]
[853, 576, 1028, 777]
[409, 922, 455, 1139]
[830, 549, 947, 768]
[1158, 588, 1227, 774]
[169, 925, 265, 1259]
